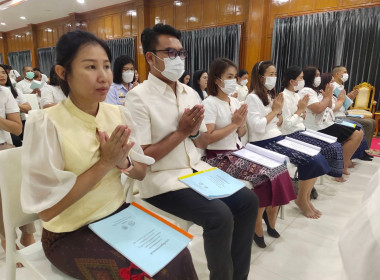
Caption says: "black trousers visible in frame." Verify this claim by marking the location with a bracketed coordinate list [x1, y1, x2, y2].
[146, 187, 259, 280]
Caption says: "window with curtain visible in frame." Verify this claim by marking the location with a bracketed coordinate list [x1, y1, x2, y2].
[38, 47, 56, 77]
[106, 37, 135, 69]
[7, 50, 31, 74]
[271, 6, 380, 107]
[180, 24, 241, 76]
[0, 53, 3, 64]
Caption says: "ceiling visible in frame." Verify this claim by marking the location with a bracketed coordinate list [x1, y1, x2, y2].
[0, 0, 129, 32]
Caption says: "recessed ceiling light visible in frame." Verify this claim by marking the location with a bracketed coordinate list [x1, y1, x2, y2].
[20, 16, 26, 20]
[77, 0, 85, 3]
[0, 22, 6, 26]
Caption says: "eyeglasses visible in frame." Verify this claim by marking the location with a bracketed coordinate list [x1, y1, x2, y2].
[151, 48, 188, 60]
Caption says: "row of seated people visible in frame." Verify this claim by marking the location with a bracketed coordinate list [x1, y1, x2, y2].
[0, 23, 372, 280]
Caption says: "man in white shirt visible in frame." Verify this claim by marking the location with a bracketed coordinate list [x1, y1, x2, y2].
[16, 66, 41, 96]
[125, 24, 258, 280]
[332, 65, 376, 146]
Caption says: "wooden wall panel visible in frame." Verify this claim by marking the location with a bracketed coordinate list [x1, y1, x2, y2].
[97, 18, 106, 39]
[187, 0, 202, 28]
[104, 16, 113, 39]
[122, 13, 132, 37]
[131, 12, 138, 35]
[341, 0, 366, 6]
[289, 0, 314, 12]
[112, 14, 122, 39]
[218, 0, 235, 23]
[203, 0, 218, 26]
[235, 0, 249, 22]
[175, 1, 187, 30]
[316, 0, 339, 9]
[162, 3, 174, 25]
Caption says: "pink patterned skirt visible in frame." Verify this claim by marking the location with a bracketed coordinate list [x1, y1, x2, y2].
[204, 150, 296, 208]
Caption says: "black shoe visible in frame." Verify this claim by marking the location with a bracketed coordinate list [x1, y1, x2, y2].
[310, 187, 319, 200]
[254, 233, 266, 248]
[263, 210, 280, 238]
[360, 153, 374, 161]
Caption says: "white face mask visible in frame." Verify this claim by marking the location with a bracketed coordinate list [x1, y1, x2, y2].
[264, 76, 277, 91]
[313, 77, 321, 87]
[153, 54, 185, 82]
[219, 78, 237, 95]
[293, 79, 305, 91]
[240, 79, 248, 86]
[122, 70, 134, 84]
[341, 73, 349, 83]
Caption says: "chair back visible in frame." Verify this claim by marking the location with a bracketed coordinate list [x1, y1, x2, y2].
[352, 82, 375, 111]
[24, 94, 40, 110]
[0, 147, 39, 237]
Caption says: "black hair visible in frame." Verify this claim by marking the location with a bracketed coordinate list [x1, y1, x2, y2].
[318, 73, 334, 92]
[238, 69, 248, 78]
[191, 70, 208, 100]
[22, 65, 32, 72]
[49, 64, 60, 86]
[33, 67, 42, 73]
[113, 55, 135, 84]
[282, 65, 302, 89]
[303, 66, 320, 91]
[249, 60, 276, 106]
[0, 64, 18, 98]
[55, 29, 112, 96]
[207, 58, 237, 97]
[141, 23, 181, 55]
[179, 71, 191, 84]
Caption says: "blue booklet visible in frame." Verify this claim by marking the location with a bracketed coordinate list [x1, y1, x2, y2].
[347, 113, 364, 118]
[333, 87, 353, 110]
[179, 167, 246, 199]
[88, 202, 193, 277]
[338, 121, 356, 129]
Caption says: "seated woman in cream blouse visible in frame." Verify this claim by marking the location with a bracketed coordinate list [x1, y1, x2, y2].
[202, 58, 295, 249]
[21, 30, 198, 280]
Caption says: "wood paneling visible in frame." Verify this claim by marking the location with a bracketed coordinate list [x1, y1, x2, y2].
[187, 0, 202, 28]
[342, 0, 365, 6]
[175, 1, 187, 30]
[203, 0, 218, 26]
[316, 0, 339, 9]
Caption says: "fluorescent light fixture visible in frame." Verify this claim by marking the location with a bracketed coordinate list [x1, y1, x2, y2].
[77, 0, 85, 3]
[45, 28, 52, 32]
[0, 0, 28, 11]
[20, 16, 26, 20]
[173, 1, 182, 6]
[127, 10, 136, 16]
[0, 22, 6, 26]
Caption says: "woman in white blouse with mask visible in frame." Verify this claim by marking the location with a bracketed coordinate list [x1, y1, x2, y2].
[203, 58, 295, 249]
[235, 69, 249, 102]
[40, 65, 66, 109]
[246, 61, 331, 219]
[281, 65, 344, 181]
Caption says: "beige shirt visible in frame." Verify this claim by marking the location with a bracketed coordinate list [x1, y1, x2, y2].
[21, 97, 154, 232]
[125, 73, 211, 199]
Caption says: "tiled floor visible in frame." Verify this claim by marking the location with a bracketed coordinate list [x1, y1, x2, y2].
[1, 157, 379, 279]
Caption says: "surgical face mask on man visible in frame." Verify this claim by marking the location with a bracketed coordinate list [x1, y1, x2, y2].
[122, 70, 134, 84]
[240, 79, 248, 87]
[152, 54, 185, 82]
[293, 79, 305, 91]
[218, 78, 237, 95]
[264, 76, 277, 91]
[313, 77, 321, 87]
[341, 73, 349, 83]
[26, 71, 35, 80]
